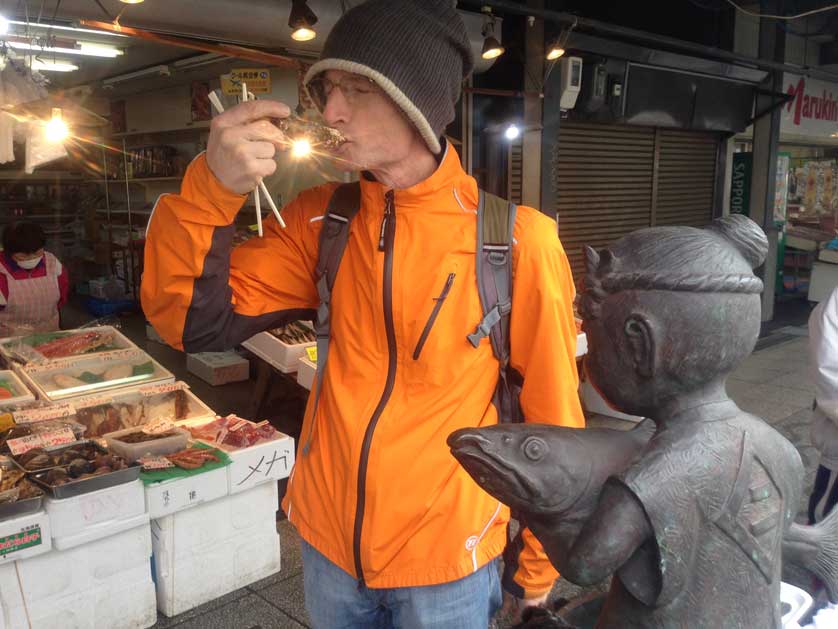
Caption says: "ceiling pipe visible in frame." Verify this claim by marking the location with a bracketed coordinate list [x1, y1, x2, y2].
[458, 0, 838, 83]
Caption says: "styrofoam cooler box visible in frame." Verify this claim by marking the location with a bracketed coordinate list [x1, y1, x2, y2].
[243, 330, 315, 373]
[15, 519, 156, 629]
[152, 480, 281, 617]
[223, 434, 294, 495]
[0, 562, 29, 629]
[144, 467, 228, 519]
[186, 351, 249, 386]
[43, 479, 146, 547]
[297, 356, 316, 391]
[0, 509, 51, 563]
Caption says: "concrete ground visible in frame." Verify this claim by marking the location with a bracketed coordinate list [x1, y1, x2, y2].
[62, 301, 821, 628]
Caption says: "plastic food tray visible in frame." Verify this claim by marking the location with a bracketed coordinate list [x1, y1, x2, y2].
[0, 326, 138, 365]
[0, 370, 36, 410]
[242, 326, 315, 373]
[73, 382, 215, 438]
[18, 349, 175, 401]
[30, 463, 141, 500]
[0, 458, 43, 520]
[105, 427, 189, 463]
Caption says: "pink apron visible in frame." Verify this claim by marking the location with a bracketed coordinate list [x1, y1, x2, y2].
[0, 252, 61, 337]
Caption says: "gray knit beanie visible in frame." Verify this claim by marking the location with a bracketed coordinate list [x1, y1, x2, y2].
[304, 0, 474, 155]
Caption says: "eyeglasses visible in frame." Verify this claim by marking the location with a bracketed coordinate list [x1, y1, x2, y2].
[307, 74, 380, 111]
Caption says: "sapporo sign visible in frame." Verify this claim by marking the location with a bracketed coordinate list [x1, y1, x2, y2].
[782, 74, 838, 139]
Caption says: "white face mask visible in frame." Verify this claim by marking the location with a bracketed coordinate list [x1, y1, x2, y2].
[16, 256, 42, 270]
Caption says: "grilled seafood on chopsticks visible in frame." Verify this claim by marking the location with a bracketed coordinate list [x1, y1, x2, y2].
[274, 116, 347, 150]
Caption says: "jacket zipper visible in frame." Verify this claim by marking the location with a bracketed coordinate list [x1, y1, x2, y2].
[354, 190, 397, 586]
[412, 273, 456, 360]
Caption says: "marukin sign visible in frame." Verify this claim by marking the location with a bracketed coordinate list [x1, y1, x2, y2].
[783, 74, 838, 138]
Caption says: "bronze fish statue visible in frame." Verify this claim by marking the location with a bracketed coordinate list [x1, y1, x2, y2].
[448, 421, 838, 604]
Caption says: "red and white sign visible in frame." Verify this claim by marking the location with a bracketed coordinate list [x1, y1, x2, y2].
[7, 427, 76, 455]
[782, 74, 838, 139]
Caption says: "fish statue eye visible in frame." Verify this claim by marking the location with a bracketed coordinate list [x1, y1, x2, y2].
[523, 437, 547, 462]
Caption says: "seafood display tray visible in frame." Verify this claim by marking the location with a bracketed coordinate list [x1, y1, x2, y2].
[0, 370, 36, 409]
[105, 427, 189, 463]
[17, 348, 175, 401]
[243, 329, 314, 373]
[0, 326, 138, 365]
[0, 458, 43, 521]
[31, 463, 142, 499]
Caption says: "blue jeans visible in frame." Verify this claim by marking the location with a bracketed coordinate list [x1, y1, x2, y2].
[301, 540, 502, 629]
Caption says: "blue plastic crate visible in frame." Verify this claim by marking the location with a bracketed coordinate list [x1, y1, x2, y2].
[84, 297, 137, 317]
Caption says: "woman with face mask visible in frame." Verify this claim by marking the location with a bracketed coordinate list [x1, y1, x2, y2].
[0, 222, 69, 337]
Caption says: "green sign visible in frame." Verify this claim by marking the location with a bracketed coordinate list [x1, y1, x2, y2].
[0, 526, 42, 556]
[731, 152, 752, 216]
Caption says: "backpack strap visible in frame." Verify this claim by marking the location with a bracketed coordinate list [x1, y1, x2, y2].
[468, 191, 521, 424]
[468, 190, 516, 365]
[302, 182, 361, 455]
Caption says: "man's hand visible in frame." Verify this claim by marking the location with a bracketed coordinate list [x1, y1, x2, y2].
[500, 590, 550, 624]
[206, 100, 290, 195]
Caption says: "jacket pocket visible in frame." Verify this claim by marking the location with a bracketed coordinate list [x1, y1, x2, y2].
[413, 273, 456, 360]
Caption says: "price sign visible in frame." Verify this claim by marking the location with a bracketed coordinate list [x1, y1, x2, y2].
[305, 346, 317, 363]
[7, 427, 76, 455]
[138, 382, 188, 397]
[13, 403, 75, 425]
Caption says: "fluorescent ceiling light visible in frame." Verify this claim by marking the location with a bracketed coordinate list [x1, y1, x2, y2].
[9, 20, 127, 37]
[7, 41, 123, 58]
[172, 53, 226, 69]
[79, 42, 121, 57]
[30, 59, 78, 72]
[102, 64, 170, 87]
[0, 15, 9, 36]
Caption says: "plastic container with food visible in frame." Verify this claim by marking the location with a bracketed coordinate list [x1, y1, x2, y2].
[73, 382, 215, 437]
[0, 370, 36, 409]
[0, 326, 138, 365]
[105, 427, 189, 463]
[18, 349, 175, 401]
[242, 321, 315, 373]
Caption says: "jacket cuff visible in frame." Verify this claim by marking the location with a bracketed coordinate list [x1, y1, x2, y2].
[180, 152, 247, 224]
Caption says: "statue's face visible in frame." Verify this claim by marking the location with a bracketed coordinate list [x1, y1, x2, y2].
[581, 293, 658, 417]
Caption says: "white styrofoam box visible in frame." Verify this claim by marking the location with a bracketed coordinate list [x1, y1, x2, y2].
[19, 349, 175, 402]
[576, 332, 587, 358]
[186, 351, 250, 386]
[175, 418, 295, 494]
[0, 369, 36, 410]
[52, 512, 149, 551]
[16, 520, 156, 629]
[781, 581, 813, 629]
[0, 509, 51, 563]
[0, 562, 28, 629]
[297, 355, 316, 391]
[809, 261, 838, 303]
[144, 467, 228, 519]
[579, 381, 645, 423]
[243, 330, 315, 373]
[152, 481, 281, 617]
[44, 479, 145, 545]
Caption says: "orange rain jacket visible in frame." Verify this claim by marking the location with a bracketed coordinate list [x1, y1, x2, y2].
[141, 143, 585, 597]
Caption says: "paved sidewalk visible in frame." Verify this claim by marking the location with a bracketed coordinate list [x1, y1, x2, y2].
[149, 329, 818, 628]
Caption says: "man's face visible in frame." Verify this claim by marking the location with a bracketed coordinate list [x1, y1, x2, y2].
[313, 70, 421, 172]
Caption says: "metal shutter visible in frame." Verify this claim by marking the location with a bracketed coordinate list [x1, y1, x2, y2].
[553, 122, 655, 276]
[655, 129, 718, 227]
[552, 122, 720, 277]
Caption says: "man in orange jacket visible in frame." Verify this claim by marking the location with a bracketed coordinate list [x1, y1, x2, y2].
[141, 0, 584, 626]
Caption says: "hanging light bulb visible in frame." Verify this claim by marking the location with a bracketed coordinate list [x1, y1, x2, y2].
[120, 0, 145, 4]
[480, 7, 504, 60]
[504, 124, 521, 141]
[289, 0, 318, 42]
[546, 19, 577, 62]
[45, 108, 69, 143]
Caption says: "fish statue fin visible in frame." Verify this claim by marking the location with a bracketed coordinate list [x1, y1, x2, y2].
[783, 506, 838, 603]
